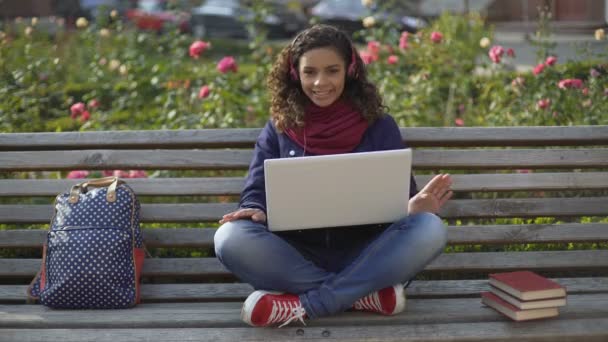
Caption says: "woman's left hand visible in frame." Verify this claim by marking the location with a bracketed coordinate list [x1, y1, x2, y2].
[408, 174, 453, 215]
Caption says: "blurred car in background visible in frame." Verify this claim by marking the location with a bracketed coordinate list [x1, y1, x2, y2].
[310, 0, 426, 35]
[126, 0, 191, 33]
[190, 0, 307, 39]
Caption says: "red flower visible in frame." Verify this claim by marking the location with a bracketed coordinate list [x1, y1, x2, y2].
[489, 45, 504, 64]
[558, 78, 584, 89]
[533, 63, 546, 75]
[217, 56, 238, 73]
[454, 118, 464, 126]
[112, 170, 130, 178]
[67, 170, 90, 179]
[189, 40, 210, 59]
[399, 32, 409, 50]
[367, 41, 381, 57]
[128, 170, 148, 178]
[359, 50, 374, 65]
[545, 56, 557, 66]
[430, 31, 443, 43]
[537, 98, 551, 110]
[387, 55, 399, 65]
[70, 102, 85, 118]
[506, 48, 515, 58]
[80, 110, 90, 122]
[198, 85, 210, 99]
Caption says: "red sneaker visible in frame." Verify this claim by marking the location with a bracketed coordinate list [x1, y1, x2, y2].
[352, 284, 406, 315]
[241, 291, 307, 327]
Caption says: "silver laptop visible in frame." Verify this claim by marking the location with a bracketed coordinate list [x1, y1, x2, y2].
[264, 149, 412, 231]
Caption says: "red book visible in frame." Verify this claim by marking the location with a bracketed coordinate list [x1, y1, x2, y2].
[481, 291, 559, 321]
[489, 271, 566, 301]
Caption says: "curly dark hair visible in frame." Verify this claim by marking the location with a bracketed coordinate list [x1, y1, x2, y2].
[267, 24, 386, 132]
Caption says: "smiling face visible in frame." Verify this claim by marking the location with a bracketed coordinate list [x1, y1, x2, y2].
[298, 47, 346, 107]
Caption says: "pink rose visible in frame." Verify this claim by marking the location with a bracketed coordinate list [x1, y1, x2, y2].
[399, 32, 409, 49]
[102, 170, 114, 177]
[537, 98, 551, 110]
[454, 118, 464, 126]
[67, 170, 90, 179]
[582, 87, 589, 96]
[87, 99, 99, 109]
[80, 110, 90, 122]
[511, 76, 525, 88]
[590, 68, 600, 78]
[545, 56, 557, 66]
[198, 85, 210, 99]
[489, 45, 504, 64]
[70, 102, 85, 118]
[217, 56, 238, 73]
[128, 170, 148, 178]
[533, 63, 545, 75]
[558, 78, 583, 89]
[359, 50, 374, 65]
[387, 55, 399, 65]
[430, 31, 443, 43]
[113, 170, 130, 178]
[189, 40, 210, 59]
[367, 41, 381, 57]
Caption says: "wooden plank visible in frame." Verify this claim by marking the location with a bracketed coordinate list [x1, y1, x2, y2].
[1, 294, 607, 329]
[447, 223, 608, 244]
[4, 318, 608, 342]
[4, 250, 608, 278]
[2, 149, 607, 171]
[2, 223, 607, 249]
[2, 172, 607, 197]
[2, 126, 607, 150]
[2, 278, 608, 303]
[1, 197, 606, 223]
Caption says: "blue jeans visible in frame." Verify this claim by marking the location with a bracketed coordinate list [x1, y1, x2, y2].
[214, 212, 447, 318]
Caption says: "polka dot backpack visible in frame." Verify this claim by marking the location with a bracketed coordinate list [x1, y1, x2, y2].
[27, 177, 145, 309]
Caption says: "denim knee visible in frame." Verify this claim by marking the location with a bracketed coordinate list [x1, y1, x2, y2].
[214, 219, 259, 265]
[408, 212, 448, 255]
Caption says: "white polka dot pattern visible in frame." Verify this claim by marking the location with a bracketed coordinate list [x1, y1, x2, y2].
[27, 182, 144, 309]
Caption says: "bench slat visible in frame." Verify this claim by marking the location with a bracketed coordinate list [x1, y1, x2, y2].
[2, 126, 607, 150]
[1, 197, 606, 223]
[2, 223, 607, 248]
[1, 294, 607, 329]
[2, 172, 607, 197]
[2, 277, 607, 303]
[2, 149, 607, 171]
[4, 317, 608, 342]
[3, 250, 608, 278]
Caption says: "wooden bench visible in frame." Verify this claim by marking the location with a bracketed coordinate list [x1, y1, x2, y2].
[1, 125, 608, 341]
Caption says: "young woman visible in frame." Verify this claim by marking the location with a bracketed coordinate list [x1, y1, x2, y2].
[214, 24, 452, 328]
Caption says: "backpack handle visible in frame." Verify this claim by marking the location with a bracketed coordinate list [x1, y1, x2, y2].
[69, 177, 124, 203]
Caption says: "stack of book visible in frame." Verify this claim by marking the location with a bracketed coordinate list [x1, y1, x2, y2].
[481, 270, 567, 321]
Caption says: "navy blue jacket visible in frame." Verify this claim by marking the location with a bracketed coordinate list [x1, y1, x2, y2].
[238, 114, 419, 248]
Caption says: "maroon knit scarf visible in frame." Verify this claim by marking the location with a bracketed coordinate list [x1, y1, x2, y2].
[285, 100, 369, 155]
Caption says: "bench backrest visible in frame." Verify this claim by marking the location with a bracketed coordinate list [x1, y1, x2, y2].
[1, 126, 607, 302]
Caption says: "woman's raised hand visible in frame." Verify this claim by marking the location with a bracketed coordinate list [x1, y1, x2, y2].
[219, 208, 267, 224]
[408, 174, 453, 215]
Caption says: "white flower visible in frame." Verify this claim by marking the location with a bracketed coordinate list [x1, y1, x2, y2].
[109, 59, 120, 71]
[362, 16, 376, 28]
[99, 28, 111, 38]
[479, 37, 491, 48]
[595, 28, 605, 41]
[361, 0, 374, 7]
[76, 17, 89, 28]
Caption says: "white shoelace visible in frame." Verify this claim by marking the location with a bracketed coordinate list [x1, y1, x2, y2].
[266, 299, 307, 328]
[353, 292, 383, 313]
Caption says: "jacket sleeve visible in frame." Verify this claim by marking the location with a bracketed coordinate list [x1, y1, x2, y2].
[238, 120, 280, 213]
[378, 115, 419, 198]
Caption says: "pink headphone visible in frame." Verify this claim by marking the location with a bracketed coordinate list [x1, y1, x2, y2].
[289, 47, 358, 81]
